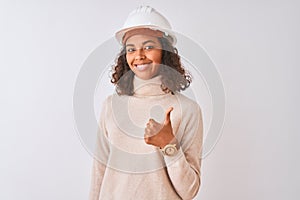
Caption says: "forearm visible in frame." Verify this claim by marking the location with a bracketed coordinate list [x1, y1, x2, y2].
[164, 149, 201, 200]
[164, 103, 203, 199]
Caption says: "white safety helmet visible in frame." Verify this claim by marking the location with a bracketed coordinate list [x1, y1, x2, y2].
[115, 6, 176, 45]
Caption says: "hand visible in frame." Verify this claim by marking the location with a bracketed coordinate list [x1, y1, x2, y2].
[144, 107, 177, 148]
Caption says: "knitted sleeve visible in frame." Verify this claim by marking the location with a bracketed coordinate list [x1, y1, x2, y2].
[89, 98, 110, 200]
[164, 102, 203, 200]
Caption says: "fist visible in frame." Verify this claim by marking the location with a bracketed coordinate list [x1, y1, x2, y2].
[144, 107, 176, 148]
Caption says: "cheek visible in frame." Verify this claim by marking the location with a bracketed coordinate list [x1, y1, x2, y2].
[126, 54, 132, 66]
[149, 50, 162, 64]
[126, 54, 136, 71]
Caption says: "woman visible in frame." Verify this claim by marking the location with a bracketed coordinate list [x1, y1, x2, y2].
[90, 6, 203, 200]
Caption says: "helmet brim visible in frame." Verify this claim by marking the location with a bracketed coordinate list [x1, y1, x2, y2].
[115, 25, 177, 45]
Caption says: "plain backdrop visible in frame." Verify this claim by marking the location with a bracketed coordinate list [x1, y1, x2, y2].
[1, 0, 299, 199]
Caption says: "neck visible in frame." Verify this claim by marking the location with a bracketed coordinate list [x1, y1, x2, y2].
[133, 75, 167, 97]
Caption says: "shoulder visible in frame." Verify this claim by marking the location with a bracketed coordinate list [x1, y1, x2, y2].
[102, 93, 123, 105]
[174, 92, 201, 111]
[98, 94, 114, 113]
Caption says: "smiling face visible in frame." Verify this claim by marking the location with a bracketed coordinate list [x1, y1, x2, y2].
[125, 34, 163, 80]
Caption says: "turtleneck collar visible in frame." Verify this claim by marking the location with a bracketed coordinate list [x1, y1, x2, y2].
[133, 75, 167, 97]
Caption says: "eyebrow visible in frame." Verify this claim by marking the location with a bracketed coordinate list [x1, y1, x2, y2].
[125, 40, 157, 47]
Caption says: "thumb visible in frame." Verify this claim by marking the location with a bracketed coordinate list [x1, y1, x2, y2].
[164, 107, 173, 125]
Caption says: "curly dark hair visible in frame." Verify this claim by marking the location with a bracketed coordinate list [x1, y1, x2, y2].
[111, 37, 191, 95]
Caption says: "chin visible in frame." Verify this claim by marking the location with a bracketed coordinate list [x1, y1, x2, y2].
[137, 73, 159, 80]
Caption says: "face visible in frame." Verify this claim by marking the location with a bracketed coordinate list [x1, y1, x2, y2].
[125, 34, 162, 80]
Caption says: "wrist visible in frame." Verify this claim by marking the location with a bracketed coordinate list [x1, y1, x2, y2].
[161, 139, 180, 157]
[160, 137, 178, 149]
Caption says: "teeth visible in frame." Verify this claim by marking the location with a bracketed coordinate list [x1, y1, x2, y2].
[136, 64, 150, 71]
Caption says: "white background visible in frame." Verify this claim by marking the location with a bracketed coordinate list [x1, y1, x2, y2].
[1, 0, 299, 199]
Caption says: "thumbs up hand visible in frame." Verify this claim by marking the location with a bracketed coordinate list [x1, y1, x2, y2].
[144, 107, 177, 149]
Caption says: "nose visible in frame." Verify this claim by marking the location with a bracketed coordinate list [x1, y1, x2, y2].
[135, 48, 146, 60]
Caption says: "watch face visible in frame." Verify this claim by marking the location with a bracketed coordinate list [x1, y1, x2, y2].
[165, 145, 177, 156]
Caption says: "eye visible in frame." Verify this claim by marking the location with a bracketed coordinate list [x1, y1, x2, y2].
[126, 48, 136, 53]
[144, 45, 154, 50]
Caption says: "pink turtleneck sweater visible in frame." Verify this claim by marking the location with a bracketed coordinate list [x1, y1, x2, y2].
[89, 75, 203, 200]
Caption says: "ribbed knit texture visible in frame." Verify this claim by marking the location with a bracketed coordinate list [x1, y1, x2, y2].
[89, 75, 203, 200]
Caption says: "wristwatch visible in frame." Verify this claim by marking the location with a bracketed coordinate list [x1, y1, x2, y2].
[161, 143, 178, 156]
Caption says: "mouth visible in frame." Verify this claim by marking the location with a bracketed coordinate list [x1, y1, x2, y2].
[134, 63, 152, 71]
